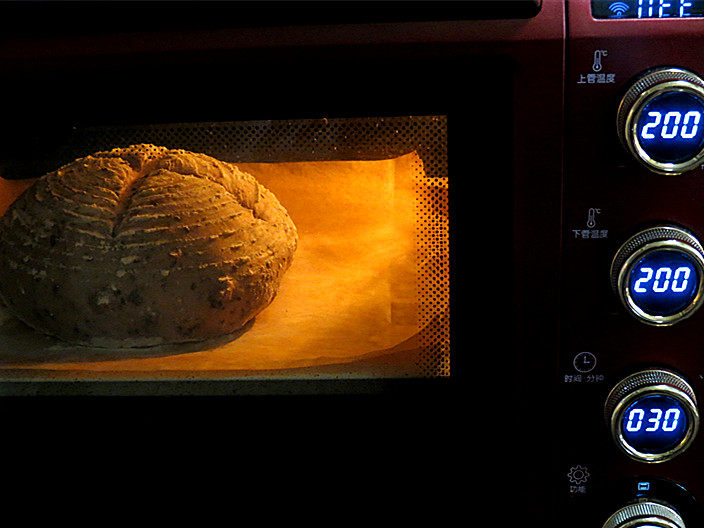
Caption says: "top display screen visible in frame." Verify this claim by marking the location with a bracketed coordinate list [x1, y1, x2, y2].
[592, 0, 704, 18]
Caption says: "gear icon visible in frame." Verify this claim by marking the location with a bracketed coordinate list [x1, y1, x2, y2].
[567, 465, 590, 485]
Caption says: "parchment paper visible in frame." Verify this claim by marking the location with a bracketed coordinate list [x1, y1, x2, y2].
[0, 152, 441, 380]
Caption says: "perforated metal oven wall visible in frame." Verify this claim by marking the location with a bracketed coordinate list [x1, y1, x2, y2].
[62, 116, 450, 377]
[62, 117, 447, 174]
[415, 152, 450, 377]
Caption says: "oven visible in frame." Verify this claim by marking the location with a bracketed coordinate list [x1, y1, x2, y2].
[5, 1, 704, 524]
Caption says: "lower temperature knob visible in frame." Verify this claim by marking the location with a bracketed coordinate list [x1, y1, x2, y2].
[603, 501, 685, 528]
[605, 369, 699, 463]
[611, 225, 704, 325]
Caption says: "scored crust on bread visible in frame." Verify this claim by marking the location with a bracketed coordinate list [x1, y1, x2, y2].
[0, 144, 298, 347]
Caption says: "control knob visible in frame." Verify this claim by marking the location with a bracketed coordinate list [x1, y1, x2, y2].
[603, 501, 686, 528]
[611, 225, 704, 325]
[605, 369, 699, 463]
[617, 67, 704, 175]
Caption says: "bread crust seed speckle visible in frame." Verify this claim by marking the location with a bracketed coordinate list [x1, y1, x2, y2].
[0, 145, 297, 347]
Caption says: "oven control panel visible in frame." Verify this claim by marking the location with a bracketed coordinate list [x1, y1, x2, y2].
[560, 2, 704, 526]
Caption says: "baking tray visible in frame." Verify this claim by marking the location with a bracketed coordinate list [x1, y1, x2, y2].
[0, 152, 449, 380]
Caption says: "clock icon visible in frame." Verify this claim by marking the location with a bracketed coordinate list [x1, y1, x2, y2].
[574, 351, 597, 373]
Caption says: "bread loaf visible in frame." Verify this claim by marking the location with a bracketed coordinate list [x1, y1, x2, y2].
[0, 144, 297, 347]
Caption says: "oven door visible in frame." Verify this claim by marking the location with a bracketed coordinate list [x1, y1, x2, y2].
[0, 12, 562, 523]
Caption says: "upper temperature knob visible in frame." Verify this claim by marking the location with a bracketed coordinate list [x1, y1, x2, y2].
[617, 67, 704, 175]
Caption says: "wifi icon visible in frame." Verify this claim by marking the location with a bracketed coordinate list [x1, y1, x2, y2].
[609, 1, 630, 17]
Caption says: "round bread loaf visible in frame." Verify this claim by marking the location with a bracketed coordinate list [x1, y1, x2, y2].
[0, 144, 297, 347]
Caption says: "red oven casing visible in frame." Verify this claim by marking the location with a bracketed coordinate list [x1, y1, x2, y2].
[4, 2, 704, 524]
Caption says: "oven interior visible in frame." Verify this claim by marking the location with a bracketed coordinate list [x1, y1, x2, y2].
[0, 115, 449, 382]
[0, 45, 514, 392]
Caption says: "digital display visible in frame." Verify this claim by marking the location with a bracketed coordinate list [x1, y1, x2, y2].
[592, 0, 704, 18]
[628, 249, 699, 316]
[621, 394, 689, 453]
[636, 91, 704, 164]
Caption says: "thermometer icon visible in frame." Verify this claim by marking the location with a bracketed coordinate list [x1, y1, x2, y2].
[587, 208, 600, 228]
[593, 50, 608, 72]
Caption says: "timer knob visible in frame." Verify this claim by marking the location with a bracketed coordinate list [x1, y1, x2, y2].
[605, 369, 699, 463]
[617, 67, 704, 175]
[611, 225, 704, 325]
[602, 501, 685, 528]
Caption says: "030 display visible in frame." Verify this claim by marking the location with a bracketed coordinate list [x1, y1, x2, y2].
[605, 369, 700, 462]
[621, 395, 688, 452]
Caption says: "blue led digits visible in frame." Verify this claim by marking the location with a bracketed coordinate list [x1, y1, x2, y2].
[618, 68, 704, 174]
[592, 0, 704, 18]
[621, 395, 689, 454]
[628, 250, 699, 317]
[612, 226, 704, 325]
[636, 91, 704, 164]
[636, 0, 698, 17]
[606, 369, 699, 463]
